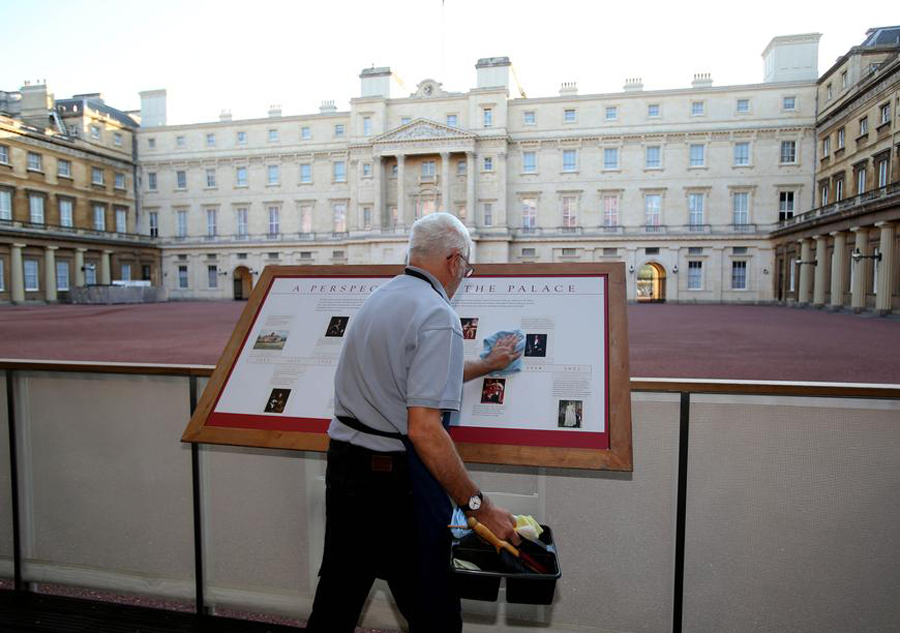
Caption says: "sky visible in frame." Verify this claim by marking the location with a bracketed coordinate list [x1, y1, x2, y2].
[0, 0, 894, 125]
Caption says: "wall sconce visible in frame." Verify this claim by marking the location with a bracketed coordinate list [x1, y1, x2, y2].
[249, 269, 259, 275]
[851, 248, 881, 263]
[81, 263, 96, 272]
[672, 264, 679, 274]
[798, 259, 817, 266]
[628, 264, 634, 274]
[763, 268, 770, 275]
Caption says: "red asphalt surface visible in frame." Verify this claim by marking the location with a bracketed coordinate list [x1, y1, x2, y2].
[0, 301, 899, 383]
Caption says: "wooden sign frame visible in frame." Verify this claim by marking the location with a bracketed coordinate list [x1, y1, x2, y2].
[182, 263, 632, 471]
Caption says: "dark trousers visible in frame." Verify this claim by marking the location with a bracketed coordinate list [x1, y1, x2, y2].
[306, 439, 461, 633]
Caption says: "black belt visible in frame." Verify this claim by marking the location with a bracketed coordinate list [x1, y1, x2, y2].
[337, 415, 403, 440]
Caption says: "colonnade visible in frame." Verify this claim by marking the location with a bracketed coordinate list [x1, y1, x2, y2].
[5, 243, 112, 304]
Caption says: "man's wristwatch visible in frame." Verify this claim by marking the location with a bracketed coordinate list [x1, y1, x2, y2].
[460, 491, 484, 513]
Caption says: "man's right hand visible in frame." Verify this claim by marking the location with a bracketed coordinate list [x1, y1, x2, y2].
[471, 496, 520, 545]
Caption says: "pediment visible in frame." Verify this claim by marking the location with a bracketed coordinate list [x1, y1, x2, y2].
[372, 118, 475, 144]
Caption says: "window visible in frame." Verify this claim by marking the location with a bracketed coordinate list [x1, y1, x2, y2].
[562, 149, 577, 172]
[236, 166, 247, 187]
[688, 261, 702, 290]
[115, 172, 125, 189]
[780, 141, 796, 164]
[300, 163, 312, 183]
[603, 148, 619, 170]
[836, 178, 844, 201]
[521, 248, 536, 258]
[116, 208, 127, 233]
[605, 106, 618, 121]
[332, 250, 345, 260]
[857, 168, 866, 194]
[561, 196, 577, 227]
[236, 207, 248, 237]
[112, 131, 122, 147]
[177, 209, 187, 237]
[879, 159, 889, 188]
[363, 116, 372, 136]
[821, 183, 829, 205]
[85, 262, 96, 285]
[178, 265, 188, 289]
[645, 247, 660, 255]
[391, 164, 398, 176]
[447, 114, 458, 126]
[822, 137, 830, 156]
[603, 195, 618, 226]
[483, 156, 493, 171]
[562, 248, 577, 257]
[522, 151, 536, 173]
[415, 197, 435, 218]
[733, 192, 749, 225]
[333, 202, 347, 232]
[204, 168, 216, 188]
[736, 98, 749, 113]
[268, 206, 280, 235]
[299, 205, 312, 233]
[563, 108, 575, 123]
[56, 261, 69, 291]
[421, 160, 436, 177]
[483, 108, 493, 127]
[521, 198, 536, 229]
[149, 211, 158, 237]
[93, 203, 105, 230]
[299, 251, 312, 261]
[457, 160, 466, 175]
[523, 111, 535, 124]
[29, 194, 45, 224]
[483, 202, 493, 226]
[841, 71, 847, 89]
[90, 125, 101, 140]
[647, 104, 660, 118]
[688, 193, 705, 227]
[645, 146, 661, 168]
[148, 172, 157, 191]
[645, 194, 661, 227]
[208, 265, 218, 289]
[206, 208, 216, 237]
[826, 84, 832, 100]
[59, 199, 73, 227]
[731, 261, 747, 290]
[333, 161, 346, 182]
[691, 101, 704, 116]
[603, 248, 617, 257]
[28, 152, 43, 171]
[269, 128, 279, 142]
[838, 127, 845, 149]
[783, 96, 796, 111]
[148, 138, 156, 149]
[688, 247, 703, 255]
[174, 170, 186, 189]
[24, 260, 39, 291]
[362, 163, 371, 177]
[267, 164, 280, 185]
[334, 124, 344, 138]
[0, 189, 10, 220]
[57, 159, 71, 177]
[859, 117, 868, 136]
[176, 135, 185, 147]
[237, 131, 246, 144]
[206, 133, 215, 146]
[689, 144, 705, 167]
[301, 126, 311, 140]
[362, 206, 372, 230]
[92, 167, 104, 185]
[880, 103, 891, 125]
[0, 145, 8, 163]
[734, 142, 750, 166]
[401, 117, 411, 125]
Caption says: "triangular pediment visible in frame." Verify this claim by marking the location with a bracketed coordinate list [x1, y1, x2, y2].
[372, 118, 475, 144]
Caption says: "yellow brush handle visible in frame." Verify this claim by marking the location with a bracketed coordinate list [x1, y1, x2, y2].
[467, 516, 520, 558]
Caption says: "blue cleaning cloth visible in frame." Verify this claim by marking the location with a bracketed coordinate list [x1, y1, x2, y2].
[480, 330, 525, 376]
[450, 507, 472, 539]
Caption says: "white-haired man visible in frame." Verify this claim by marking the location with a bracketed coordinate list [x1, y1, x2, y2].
[307, 213, 521, 633]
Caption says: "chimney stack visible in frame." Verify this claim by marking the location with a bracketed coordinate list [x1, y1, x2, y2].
[268, 104, 282, 118]
[475, 57, 511, 90]
[691, 73, 713, 88]
[139, 89, 167, 127]
[319, 100, 337, 114]
[559, 82, 578, 96]
[623, 77, 644, 92]
[219, 109, 232, 122]
[360, 66, 393, 98]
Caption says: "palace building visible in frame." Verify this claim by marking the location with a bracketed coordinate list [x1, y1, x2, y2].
[137, 34, 821, 304]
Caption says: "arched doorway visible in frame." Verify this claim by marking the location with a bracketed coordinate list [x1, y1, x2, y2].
[233, 266, 252, 300]
[636, 263, 667, 302]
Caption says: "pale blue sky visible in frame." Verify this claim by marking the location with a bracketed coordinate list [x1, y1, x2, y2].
[0, 0, 891, 124]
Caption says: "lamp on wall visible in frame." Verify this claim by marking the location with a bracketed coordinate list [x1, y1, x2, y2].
[798, 259, 818, 266]
[628, 264, 634, 274]
[672, 264, 679, 274]
[851, 248, 881, 263]
[763, 268, 770, 275]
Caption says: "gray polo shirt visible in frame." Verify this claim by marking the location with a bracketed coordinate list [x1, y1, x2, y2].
[328, 266, 465, 452]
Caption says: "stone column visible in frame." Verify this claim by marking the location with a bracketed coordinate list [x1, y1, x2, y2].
[10, 243, 25, 304]
[396, 154, 406, 229]
[466, 151, 476, 228]
[373, 156, 383, 232]
[74, 248, 86, 287]
[44, 246, 58, 303]
[812, 235, 828, 307]
[829, 231, 847, 310]
[496, 152, 508, 228]
[100, 250, 113, 285]
[441, 151, 451, 214]
[797, 238, 813, 305]
[875, 221, 895, 315]
[850, 226, 867, 312]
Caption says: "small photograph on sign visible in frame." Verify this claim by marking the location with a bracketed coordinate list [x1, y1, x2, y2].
[460, 317, 479, 340]
[264, 388, 291, 413]
[325, 316, 350, 338]
[253, 330, 289, 351]
[524, 333, 548, 357]
[481, 378, 506, 405]
[558, 399, 583, 428]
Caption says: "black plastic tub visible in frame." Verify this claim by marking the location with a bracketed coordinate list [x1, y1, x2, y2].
[450, 524, 561, 605]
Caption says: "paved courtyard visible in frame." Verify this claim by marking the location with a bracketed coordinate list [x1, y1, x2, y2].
[0, 301, 898, 384]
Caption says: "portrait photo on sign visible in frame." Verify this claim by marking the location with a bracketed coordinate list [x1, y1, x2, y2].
[264, 388, 291, 414]
[253, 330, 289, 350]
[558, 399, 583, 428]
[324, 316, 349, 337]
[460, 317, 479, 340]
[524, 333, 548, 357]
[481, 378, 506, 405]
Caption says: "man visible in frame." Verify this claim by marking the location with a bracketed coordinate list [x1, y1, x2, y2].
[307, 213, 520, 633]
